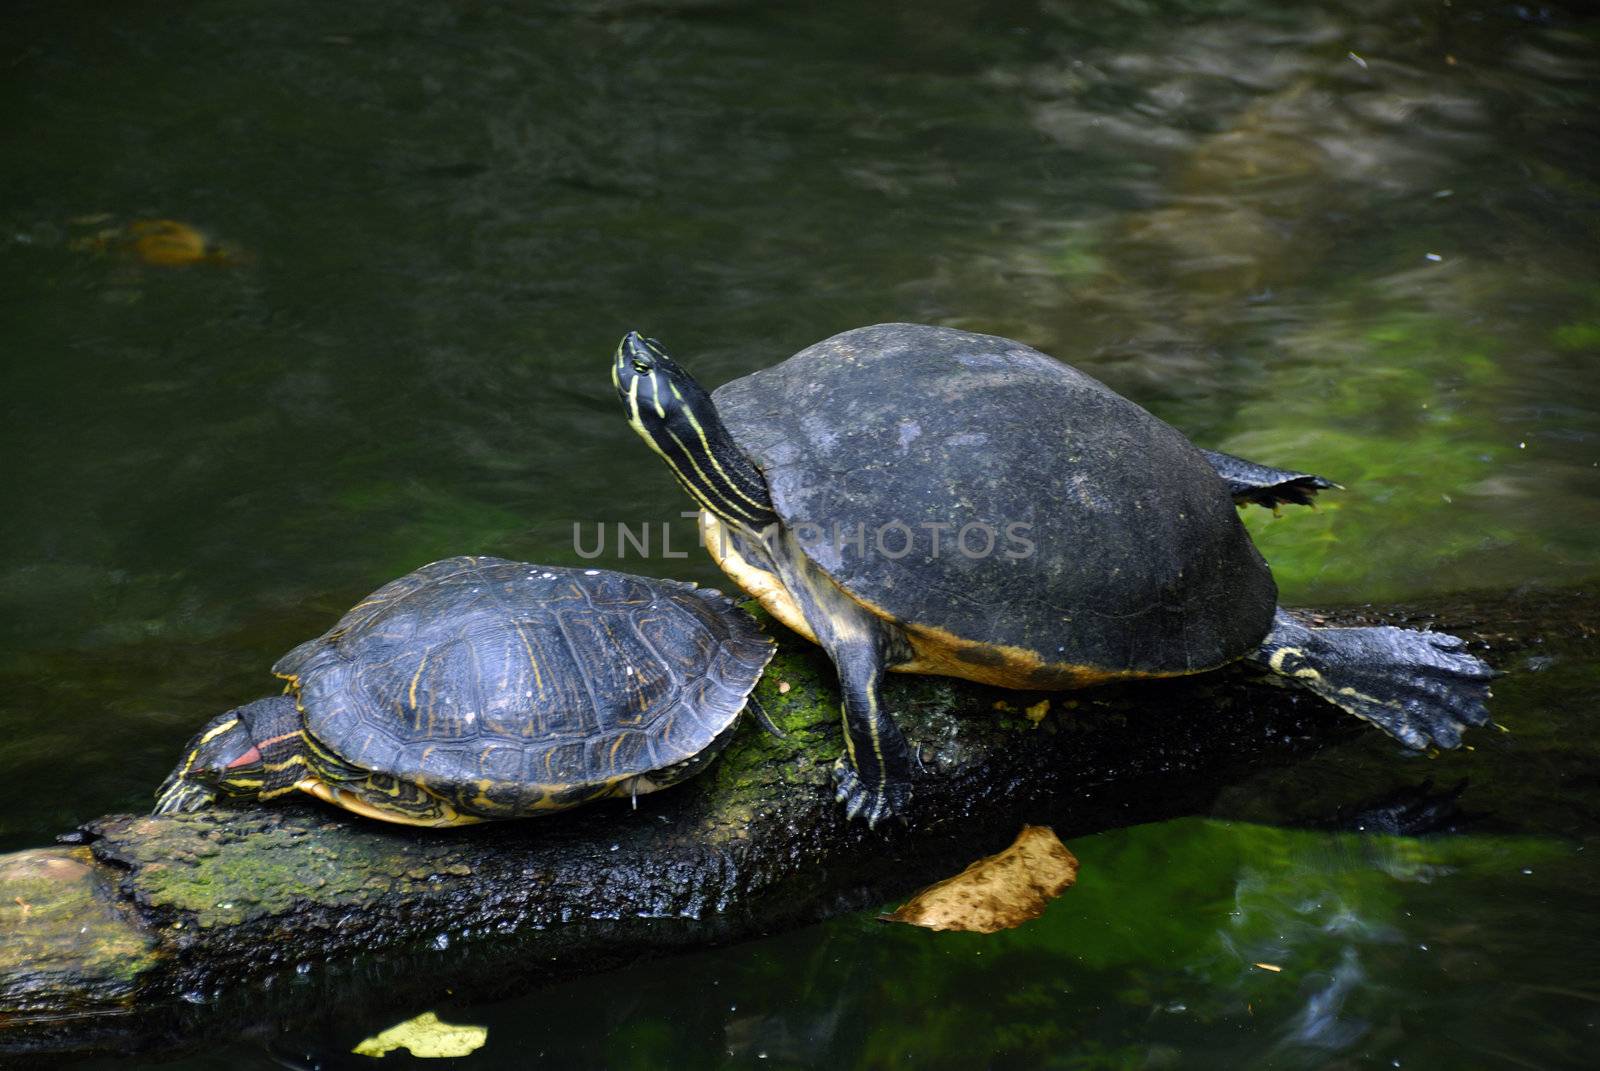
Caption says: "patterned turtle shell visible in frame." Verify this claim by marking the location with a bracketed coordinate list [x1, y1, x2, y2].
[273, 556, 774, 821]
[709, 323, 1278, 681]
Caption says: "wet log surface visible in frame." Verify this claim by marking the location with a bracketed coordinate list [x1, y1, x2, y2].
[2, 585, 1594, 1063]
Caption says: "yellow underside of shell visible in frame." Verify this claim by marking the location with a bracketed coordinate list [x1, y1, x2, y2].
[294, 774, 654, 828]
[700, 512, 1204, 689]
[296, 779, 480, 827]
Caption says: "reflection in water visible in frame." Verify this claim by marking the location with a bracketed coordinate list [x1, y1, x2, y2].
[253, 818, 1584, 1071]
[724, 987, 851, 1064]
[1277, 947, 1368, 1052]
[1223, 845, 1414, 1057]
[1221, 847, 1392, 1057]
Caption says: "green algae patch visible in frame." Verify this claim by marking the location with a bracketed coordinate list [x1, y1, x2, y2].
[1225, 301, 1518, 600]
[756, 647, 840, 736]
[88, 812, 422, 929]
[703, 643, 842, 795]
[697, 651, 834, 838]
[0, 847, 162, 1010]
[709, 634, 1034, 805]
[1552, 319, 1600, 353]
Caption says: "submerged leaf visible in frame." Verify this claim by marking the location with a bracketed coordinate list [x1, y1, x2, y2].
[127, 219, 214, 266]
[352, 1010, 488, 1059]
[67, 217, 241, 266]
[886, 825, 1079, 933]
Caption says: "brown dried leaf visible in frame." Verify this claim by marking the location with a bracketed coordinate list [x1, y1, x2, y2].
[885, 825, 1079, 933]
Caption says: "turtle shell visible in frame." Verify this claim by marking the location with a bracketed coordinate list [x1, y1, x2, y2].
[710, 323, 1277, 685]
[272, 557, 773, 818]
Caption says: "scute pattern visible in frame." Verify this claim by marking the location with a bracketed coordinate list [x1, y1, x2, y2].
[711, 323, 1278, 675]
[272, 556, 773, 819]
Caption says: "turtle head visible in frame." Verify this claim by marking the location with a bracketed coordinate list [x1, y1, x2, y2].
[613, 332, 723, 449]
[613, 332, 778, 532]
[153, 696, 301, 815]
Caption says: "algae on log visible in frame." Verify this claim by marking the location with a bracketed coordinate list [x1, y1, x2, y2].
[1, 586, 1593, 1062]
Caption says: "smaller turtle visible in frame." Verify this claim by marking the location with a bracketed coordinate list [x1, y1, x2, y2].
[154, 557, 775, 826]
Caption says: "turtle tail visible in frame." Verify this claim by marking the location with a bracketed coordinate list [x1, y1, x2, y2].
[1250, 608, 1495, 749]
[1202, 449, 1339, 510]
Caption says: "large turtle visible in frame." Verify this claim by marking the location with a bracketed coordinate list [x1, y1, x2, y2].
[613, 323, 1493, 826]
[154, 556, 775, 826]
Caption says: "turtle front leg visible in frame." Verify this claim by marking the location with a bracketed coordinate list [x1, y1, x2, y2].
[751, 526, 915, 827]
[830, 639, 914, 828]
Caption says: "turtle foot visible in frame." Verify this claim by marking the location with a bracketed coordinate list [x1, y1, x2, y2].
[832, 757, 911, 829]
[1256, 611, 1495, 750]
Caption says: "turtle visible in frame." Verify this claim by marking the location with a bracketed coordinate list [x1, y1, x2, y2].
[154, 556, 776, 826]
[612, 322, 1494, 827]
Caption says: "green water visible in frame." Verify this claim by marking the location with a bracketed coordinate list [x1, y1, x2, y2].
[4, 0, 1599, 1065]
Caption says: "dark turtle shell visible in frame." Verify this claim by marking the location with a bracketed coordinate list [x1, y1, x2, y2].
[711, 323, 1277, 683]
[272, 556, 773, 817]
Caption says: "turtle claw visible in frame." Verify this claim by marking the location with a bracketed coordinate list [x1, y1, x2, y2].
[843, 791, 867, 822]
[831, 757, 911, 829]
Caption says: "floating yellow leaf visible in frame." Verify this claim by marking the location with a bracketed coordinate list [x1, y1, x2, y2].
[1024, 699, 1051, 724]
[352, 1010, 487, 1059]
[885, 825, 1079, 933]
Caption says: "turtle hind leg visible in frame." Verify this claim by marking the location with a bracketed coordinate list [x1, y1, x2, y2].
[1250, 608, 1494, 749]
[1202, 448, 1340, 510]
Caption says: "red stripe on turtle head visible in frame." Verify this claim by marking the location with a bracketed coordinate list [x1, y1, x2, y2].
[226, 745, 263, 769]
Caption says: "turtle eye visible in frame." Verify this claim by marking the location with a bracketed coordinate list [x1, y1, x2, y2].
[631, 359, 652, 374]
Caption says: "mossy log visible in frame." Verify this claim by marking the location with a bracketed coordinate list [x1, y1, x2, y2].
[2, 586, 1593, 1062]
